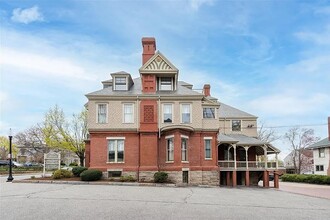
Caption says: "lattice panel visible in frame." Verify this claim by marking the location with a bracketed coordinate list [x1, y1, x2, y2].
[144, 105, 154, 122]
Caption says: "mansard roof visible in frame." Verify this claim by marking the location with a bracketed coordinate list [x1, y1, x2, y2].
[86, 78, 203, 98]
[218, 102, 257, 119]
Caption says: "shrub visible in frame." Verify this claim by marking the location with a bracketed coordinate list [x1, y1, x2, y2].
[281, 174, 330, 185]
[120, 175, 136, 182]
[72, 166, 88, 177]
[52, 169, 72, 179]
[154, 171, 168, 183]
[80, 169, 103, 181]
[69, 162, 79, 166]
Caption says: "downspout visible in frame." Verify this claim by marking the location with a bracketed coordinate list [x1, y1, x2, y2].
[157, 95, 161, 171]
[137, 95, 140, 181]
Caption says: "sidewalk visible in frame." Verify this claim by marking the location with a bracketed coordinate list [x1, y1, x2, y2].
[278, 181, 330, 200]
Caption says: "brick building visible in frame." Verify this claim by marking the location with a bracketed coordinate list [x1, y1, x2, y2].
[85, 37, 281, 187]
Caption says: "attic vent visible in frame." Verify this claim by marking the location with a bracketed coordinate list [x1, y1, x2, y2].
[144, 105, 154, 122]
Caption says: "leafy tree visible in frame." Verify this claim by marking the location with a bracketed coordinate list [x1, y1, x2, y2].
[284, 127, 319, 174]
[43, 105, 87, 166]
[0, 136, 18, 160]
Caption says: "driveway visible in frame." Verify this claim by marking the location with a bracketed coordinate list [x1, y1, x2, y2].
[1, 179, 330, 220]
[278, 181, 330, 200]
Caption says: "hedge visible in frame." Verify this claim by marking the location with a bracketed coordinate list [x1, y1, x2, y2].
[52, 169, 72, 179]
[72, 166, 88, 177]
[80, 169, 103, 181]
[154, 172, 168, 183]
[281, 174, 330, 185]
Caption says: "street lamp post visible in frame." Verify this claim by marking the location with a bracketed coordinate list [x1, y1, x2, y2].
[7, 128, 14, 182]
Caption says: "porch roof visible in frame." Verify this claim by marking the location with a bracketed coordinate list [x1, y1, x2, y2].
[218, 133, 281, 153]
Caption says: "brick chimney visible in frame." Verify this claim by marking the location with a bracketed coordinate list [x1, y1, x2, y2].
[203, 84, 211, 97]
[142, 37, 156, 65]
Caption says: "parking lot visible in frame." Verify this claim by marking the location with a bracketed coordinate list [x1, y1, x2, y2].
[1, 174, 330, 220]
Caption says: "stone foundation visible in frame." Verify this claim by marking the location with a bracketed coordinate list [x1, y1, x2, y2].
[102, 170, 220, 186]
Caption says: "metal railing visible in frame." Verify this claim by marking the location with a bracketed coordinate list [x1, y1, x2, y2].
[218, 160, 278, 169]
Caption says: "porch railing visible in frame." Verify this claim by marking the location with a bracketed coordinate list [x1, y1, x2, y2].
[218, 160, 278, 169]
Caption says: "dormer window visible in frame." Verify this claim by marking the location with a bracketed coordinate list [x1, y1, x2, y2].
[114, 77, 127, 90]
[159, 77, 173, 91]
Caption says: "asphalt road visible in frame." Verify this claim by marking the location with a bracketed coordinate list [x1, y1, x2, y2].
[1, 177, 329, 220]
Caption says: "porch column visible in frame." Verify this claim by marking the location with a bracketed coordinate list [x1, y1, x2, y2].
[263, 145, 268, 169]
[245, 170, 250, 187]
[244, 146, 249, 169]
[232, 171, 237, 187]
[263, 170, 269, 188]
[226, 171, 231, 186]
[274, 171, 279, 188]
[233, 144, 237, 169]
[275, 153, 279, 169]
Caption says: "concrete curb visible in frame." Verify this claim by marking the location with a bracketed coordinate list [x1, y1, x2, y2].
[12, 179, 219, 188]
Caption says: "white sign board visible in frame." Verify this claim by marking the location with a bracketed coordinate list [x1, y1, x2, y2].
[43, 152, 61, 176]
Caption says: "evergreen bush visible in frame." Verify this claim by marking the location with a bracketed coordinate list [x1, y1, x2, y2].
[80, 169, 103, 181]
[72, 166, 88, 177]
[154, 171, 168, 183]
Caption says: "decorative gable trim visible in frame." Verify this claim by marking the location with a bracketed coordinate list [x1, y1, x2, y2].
[139, 51, 178, 73]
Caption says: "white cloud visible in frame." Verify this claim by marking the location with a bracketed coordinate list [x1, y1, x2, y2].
[295, 27, 330, 46]
[0, 47, 92, 81]
[11, 5, 44, 24]
[189, 0, 214, 11]
[249, 93, 329, 116]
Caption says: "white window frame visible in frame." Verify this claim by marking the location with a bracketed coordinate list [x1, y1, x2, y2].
[114, 77, 127, 91]
[159, 77, 173, 91]
[123, 103, 134, 123]
[203, 107, 215, 119]
[180, 103, 192, 124]
[162, 103, 173, 123]
[107, 137, 125, 163]
[318, 148, 325, 158]
[97, 103, 108, 124]
[316, 165, 324, 171]
[181, 136, 188, 162]
[204, 137, 212, 160]
[232, 120, 241, 131]
[166, 136, 174, 162]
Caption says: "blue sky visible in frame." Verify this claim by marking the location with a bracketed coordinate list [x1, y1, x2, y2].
[1, 0, 330, 158]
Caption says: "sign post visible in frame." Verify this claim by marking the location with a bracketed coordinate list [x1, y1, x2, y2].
[43, 152, 61, 176]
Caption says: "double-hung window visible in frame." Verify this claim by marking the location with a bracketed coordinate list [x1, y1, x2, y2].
[203, 108, 215, 118]
[181, 137, 188, 162]
[319, 148, 325, 158]
[166, 137, 174, 162]
[114, 77, 127, 90]
[123, 104, 134, 123]
[159, 77, 172, 91]
[97, 104, 107, 124]
[316, 165, 324, 171]
[163, 104, 173, 123]
[204, 138, 212, 159]
[181, 104, 191, 124]
[232, 120, 241, 131]
[108, 138, 125, 163]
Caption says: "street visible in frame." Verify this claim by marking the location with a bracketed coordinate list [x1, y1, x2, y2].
[1, 175, 330, 220]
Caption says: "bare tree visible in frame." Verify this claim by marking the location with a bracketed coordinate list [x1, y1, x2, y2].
[257, 121, 280, 143]
[14, 125, 49, 163]
[284, 127, 319, 174]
